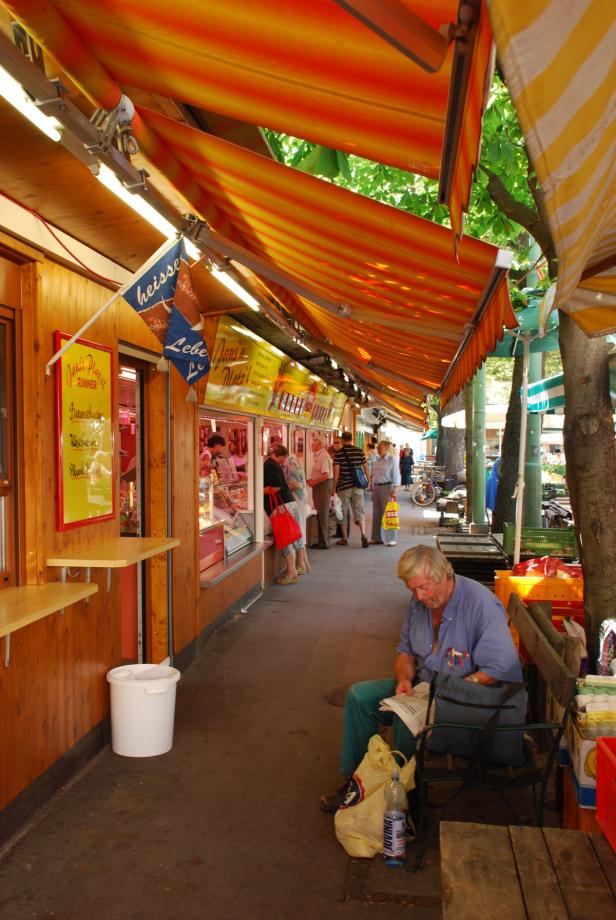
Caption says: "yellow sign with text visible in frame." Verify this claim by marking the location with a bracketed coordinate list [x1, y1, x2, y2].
[55, 333, 114, 530]
[205, 318, 346, 428]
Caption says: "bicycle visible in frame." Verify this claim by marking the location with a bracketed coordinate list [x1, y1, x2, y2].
[410, 465, 444, 507]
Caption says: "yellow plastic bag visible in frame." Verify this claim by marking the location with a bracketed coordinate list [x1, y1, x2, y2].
[381, 500, 400, 530]
[334, 734, 415, 858]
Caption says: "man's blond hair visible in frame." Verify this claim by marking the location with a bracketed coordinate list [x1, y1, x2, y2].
[397, 545, 454, 583]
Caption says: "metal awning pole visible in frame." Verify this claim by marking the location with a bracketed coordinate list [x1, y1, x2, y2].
[45, 289, 122, 375]
[513, 333, 531, 565]
[45, 236, 178, 376]
[165, 370, 174, 665]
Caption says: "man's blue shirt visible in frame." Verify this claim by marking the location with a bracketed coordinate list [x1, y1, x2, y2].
[396, 574, 522, 683]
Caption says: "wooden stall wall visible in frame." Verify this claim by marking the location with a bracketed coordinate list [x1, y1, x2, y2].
[0, 249, 201, 814]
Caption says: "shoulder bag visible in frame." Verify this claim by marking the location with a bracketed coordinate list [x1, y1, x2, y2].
[267, 492, 302, 550]
[428, 673, 527, 767]
[344, 447, 368, 489]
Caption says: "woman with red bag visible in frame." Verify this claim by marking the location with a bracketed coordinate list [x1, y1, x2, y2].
[264, 445, 308, 584]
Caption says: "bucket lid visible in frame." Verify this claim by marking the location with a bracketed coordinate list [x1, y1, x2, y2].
[107, 664, 180, 683]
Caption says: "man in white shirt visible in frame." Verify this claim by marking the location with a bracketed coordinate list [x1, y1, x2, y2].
[307, 433, 334, 548]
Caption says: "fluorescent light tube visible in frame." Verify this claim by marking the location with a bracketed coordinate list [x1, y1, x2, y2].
[95, 164, 178, 238]
[0, 64, 62, 142]
[210, 267, 260, 312]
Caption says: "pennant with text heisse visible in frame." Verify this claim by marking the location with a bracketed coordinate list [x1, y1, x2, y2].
[122, 238, 210, 384]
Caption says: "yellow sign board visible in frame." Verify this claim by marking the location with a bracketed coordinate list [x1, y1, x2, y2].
[205, 318, 346, 428]
[55, 333, 114, 530]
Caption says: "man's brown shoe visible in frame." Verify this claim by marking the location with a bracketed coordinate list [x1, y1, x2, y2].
[319, 779, 354, 814]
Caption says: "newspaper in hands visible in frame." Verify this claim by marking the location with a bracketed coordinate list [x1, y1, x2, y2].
[379, 682, 431, 737]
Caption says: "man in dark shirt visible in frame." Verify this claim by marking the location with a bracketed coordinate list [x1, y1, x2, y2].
[333, 431, 369, 548]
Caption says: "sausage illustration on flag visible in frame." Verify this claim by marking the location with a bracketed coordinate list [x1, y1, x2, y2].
[121, 238, 210, 385]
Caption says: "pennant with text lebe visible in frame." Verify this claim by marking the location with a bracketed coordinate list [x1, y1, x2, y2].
[121, 238, 210, 385]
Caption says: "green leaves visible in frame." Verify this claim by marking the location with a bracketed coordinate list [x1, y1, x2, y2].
[262, 72, 544, 276]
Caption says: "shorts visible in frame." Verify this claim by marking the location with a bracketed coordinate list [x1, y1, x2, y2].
[337, 487, 365, 524]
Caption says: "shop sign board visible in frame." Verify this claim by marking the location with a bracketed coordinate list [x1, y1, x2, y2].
[55, 331, 115, 530]
[205, 318, 346, 429]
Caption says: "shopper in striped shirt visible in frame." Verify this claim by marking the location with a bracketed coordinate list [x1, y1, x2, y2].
[333, 431, 370, 548]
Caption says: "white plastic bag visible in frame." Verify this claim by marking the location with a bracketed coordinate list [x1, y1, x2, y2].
[331, 494, 343, 521]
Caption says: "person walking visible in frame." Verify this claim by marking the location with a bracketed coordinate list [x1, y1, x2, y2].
[400, 447, 414, 492]
[370, 440, 401, 546]
[307, 432, 333, 549]
[333, 431, 369, 548]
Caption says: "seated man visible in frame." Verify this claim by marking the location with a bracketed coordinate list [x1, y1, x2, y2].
[320, 544, 522, 812]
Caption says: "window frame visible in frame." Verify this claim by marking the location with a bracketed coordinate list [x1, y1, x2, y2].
[0, 307, 16, 589]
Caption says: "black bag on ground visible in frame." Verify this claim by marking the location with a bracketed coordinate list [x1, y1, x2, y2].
[428, 674, 527, 767]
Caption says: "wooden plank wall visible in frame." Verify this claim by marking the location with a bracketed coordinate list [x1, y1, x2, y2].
[199, 554, 262, 633]
[0, 246, 201, 812]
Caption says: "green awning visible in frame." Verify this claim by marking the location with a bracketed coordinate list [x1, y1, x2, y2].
[527, 359, 616, 413]
[420, 427, 438, 440]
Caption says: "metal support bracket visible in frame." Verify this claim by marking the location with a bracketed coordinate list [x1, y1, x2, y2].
[4, 633, 10, 668]
[89, 94, 139, 157]
[60, 566, 66, 615]
[106, 568, 111, 592]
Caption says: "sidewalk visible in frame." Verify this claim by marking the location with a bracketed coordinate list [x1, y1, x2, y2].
[0, 498, 555, 920]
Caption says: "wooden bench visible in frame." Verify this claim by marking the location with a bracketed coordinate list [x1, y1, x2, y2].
[411, 596, 577, 868]
[441, 821, 616, 919]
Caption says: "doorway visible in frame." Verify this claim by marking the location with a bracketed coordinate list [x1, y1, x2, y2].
[118, 361, 145, 661]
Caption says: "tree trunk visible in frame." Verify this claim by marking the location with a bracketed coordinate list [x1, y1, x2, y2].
[493, 354, 524, 534]
[464, 383, 474, 521]
[438, 391, 465, 479]
[559, 312, 616, 671]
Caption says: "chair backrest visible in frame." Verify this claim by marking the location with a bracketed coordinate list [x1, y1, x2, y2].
[508, 594, 577, 709]
[526, 601, 581, 674]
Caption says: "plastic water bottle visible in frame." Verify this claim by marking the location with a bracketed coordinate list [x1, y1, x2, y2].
[383, 767, 406, 866]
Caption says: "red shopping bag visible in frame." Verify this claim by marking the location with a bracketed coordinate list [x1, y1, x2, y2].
[268, 493, 302, 550]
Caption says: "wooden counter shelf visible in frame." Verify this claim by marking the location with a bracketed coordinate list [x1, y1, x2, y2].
[47, 536, 180, 593]
[0, 581, 98, 666]
[47, 536, 180, 569]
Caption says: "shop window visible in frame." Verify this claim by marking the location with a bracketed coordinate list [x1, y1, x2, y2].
[198, 412, 254, 566]
[0, 314, 15, 589]
[261, 421, 288, 456]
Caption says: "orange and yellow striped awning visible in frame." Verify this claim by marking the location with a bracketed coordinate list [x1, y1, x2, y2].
[132, 106, 515, 401]
[488, 0, 616, 336]
[3, 0, 493, 245]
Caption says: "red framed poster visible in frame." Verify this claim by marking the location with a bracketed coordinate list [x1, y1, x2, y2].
[54, 331, 115, 530]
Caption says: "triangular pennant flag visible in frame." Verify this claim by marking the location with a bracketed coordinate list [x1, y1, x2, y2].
[163, 306, 210, 385]
[121, 238, 183, 344]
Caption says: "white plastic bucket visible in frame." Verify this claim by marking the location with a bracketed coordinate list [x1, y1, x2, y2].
[107, 663, 181, 757]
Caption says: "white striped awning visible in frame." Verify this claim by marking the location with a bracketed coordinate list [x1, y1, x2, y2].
[527, 374, 565, 413]
[488, 1, 616, 336]
[527, 358, 616, 413]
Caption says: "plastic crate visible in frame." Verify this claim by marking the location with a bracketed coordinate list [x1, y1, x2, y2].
[494, 570, 584, 611]
[502, 523, 577, 558]
[597, 737, 616, 852]
[495, 572, 585, 661]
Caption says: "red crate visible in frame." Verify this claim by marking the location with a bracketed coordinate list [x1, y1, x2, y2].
[597, 737, 616, 852]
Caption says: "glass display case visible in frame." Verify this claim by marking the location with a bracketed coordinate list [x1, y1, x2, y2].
[198, 411, 255, 564]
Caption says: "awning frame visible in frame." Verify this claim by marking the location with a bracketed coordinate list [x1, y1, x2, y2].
[440, 248, 513, 395]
